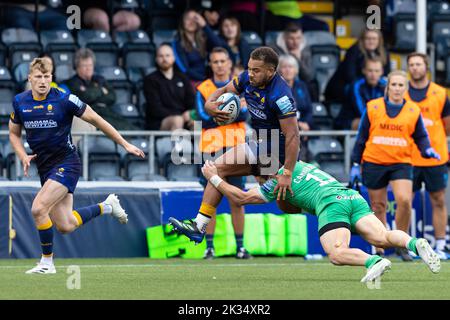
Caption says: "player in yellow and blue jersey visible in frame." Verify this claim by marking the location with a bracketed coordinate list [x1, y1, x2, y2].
[9, 58, 145, 274]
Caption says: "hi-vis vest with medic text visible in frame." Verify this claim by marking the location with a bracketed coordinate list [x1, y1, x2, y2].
[362, 97, 421, 165]
[405, 82, 449, 166]
[197, 79, 246, 153]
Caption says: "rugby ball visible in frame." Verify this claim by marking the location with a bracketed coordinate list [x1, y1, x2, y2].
[215, 92, 241, 125]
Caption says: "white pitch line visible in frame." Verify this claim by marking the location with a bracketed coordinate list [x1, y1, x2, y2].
[0, 262, 330, 269]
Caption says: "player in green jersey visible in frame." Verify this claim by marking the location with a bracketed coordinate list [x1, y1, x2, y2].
[200, 160, 441, 283]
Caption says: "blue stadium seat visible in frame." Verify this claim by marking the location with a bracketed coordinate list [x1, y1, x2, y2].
[1, 28, 42, 69]
[12, 62, 29, 85]
[242, 31, 263, 51]
[264, 31, 279, 48]
[54, 64, 76, 82]
[96, 66, 133, 104]
[115, 30, 152, 49]
[0, 67, 16, 107]
[310, 45, 340, 97]
[308, 137, 344, 162]
[166, 163, 199, 181]
[311, 102, 333, 129]
[318, 160, 347, 182]
[152, 30, 177, 47]
[0, 43, 6, 66]
[130, 173, 167, 181]
[79, 136, 121, 180]
[112, 103, 145, 129]
[77, 30, 119, 67]
[304, 31, 336, 47]
[41, 30, 78, 68]
[94, 176, 126, 181]
[393, 14, 416, 52]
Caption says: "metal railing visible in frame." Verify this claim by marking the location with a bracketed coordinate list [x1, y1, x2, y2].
[0, 130, 359, 181]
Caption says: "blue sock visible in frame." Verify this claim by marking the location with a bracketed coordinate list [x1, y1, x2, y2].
[37, 220, 54, 257]
[206, 234, 214, 249]
[72, 204, 102, 226]
[235, 234, 244, 250]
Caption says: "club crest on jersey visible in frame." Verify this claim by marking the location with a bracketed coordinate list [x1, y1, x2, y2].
[47, 104, 53, 112]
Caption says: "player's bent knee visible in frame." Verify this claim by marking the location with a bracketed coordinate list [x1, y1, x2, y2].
[55, 224, 76, 234]
[31, 204, 49, 219]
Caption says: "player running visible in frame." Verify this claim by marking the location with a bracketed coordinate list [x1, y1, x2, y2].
[9, 58, 145, 274]
[169, 47, 300, 243]
[200, 160, 440, 283]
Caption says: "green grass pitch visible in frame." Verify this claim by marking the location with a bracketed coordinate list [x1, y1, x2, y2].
[0, 257, 448, 300]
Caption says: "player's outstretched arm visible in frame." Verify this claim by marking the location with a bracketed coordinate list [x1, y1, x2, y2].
[201, 160, 266, 206]
[9, 121, 37, 177]
[80, 105, 145, 158]
[204, 80, 238, 123]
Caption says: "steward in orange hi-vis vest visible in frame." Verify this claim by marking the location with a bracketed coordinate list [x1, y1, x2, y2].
[406, 82, 449, 167]
[197, 79, 246, 153]
[362, 97, 421, 165]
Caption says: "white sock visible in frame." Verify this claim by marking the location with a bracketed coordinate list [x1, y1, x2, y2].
[101, 203, 113, 214]
[436, 238, 446, 251]
[40, 255, 53, 265]
[194, 214, 211, 233]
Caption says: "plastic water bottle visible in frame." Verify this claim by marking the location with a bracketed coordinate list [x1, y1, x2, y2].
[304, 254, 323, 260]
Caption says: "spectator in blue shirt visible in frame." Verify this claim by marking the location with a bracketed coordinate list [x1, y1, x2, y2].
[335, 58, 387, 130]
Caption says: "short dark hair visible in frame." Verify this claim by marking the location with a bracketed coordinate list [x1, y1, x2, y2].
[407, 52, 429, 68]
[250, 47, 279, 70]
[284, 22, 303, 34]
[364, 57, 384, 69]
[209, 47, 230, 61]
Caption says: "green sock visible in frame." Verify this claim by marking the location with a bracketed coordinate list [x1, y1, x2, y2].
[365, 255, 382, 269]
[407, 238, 418, 255]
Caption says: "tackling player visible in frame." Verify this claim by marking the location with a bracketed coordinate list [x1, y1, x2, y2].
[406, 52, 450, 259]
[170, 47, 300, 243]
[9, 58, 145, 274]
[201, 160, 441, 283]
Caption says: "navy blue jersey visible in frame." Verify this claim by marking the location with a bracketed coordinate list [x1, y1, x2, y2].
[233, 71, 296, 148]
[10, 88, 87, 174]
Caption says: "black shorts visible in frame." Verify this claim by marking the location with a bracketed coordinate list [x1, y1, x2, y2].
[362, 162, 412, 189]
[413, 164, 448, 192]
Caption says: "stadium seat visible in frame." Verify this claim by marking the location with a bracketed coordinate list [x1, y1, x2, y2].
[393, 14, 416, 52]
[40, 30, 77, 51]
[122, 41, 155, 85]
[130, 173, 167, 181]
[318, 160, 347, 182]
[311, 102, 333, 130]
[77, 30, 119, 67]
[80, 136, 121, 180]
[152, 30, 177, 47]
[1, 28, 42, 69]
[12, 62, 29, 85]
[97, 66, 128, 81]
[6, 141, 36, 180]
[165, 162, 199, 181]
[304, 31, 336, 47]
[156, 136, 193, 167]
[308, 137, 344, 162]
[115, 30, 152, 49]
[112, 103, 145, 128]
[445, 56, 450, 86]
[128, 66, 156, 85]
[264, 31, 279, 48]
[96, 66, 133, 104]
[310, 45, 340, 97]
[0, 67, 16, 106]
[0, 43, 6, 66]
[328, 102, 343, 120]
[242, 31, 263, 51]
[94, 176, 126, 181]
[54, 64, 76, 82]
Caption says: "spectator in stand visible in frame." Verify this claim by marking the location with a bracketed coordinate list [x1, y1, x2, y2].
[275, 23, 317, 101]
[63, 48, 136, 131]
[218, 16, 251, 69]
[144, 43, 195, 131]
[335, 58, 387, 130]
[81, 2, 141, 32]
[278, 54, 313, 161]
[1, 1, 67, 30]
[172, 9, 224, 84]
[325, 29, 391, 104]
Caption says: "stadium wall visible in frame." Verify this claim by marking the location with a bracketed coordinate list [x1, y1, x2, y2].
[0, 182, 445, 259]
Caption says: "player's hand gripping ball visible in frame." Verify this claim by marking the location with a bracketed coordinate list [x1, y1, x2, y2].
[215, 92, 241, 125]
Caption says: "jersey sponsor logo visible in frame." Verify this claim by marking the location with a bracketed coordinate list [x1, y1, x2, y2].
[33, 105, 44, 109]
[275, 96, 293, 114]
[23, 109, 33, 113]
[372, 136, 407, 147]
[69, 94, 84, 109]
[423, 117, 433, 127]
[248, 107, 268, 120]
[336, 194, 362, 200]
[10, 112, 14, 120]
[379, 123, 404, 131]
[261, 179, 276, 194]
[23, 119, 58, 129]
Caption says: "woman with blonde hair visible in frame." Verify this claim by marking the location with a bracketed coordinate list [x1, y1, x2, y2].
[326, 29, 391, 103]
[350, 70, 440, 261]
